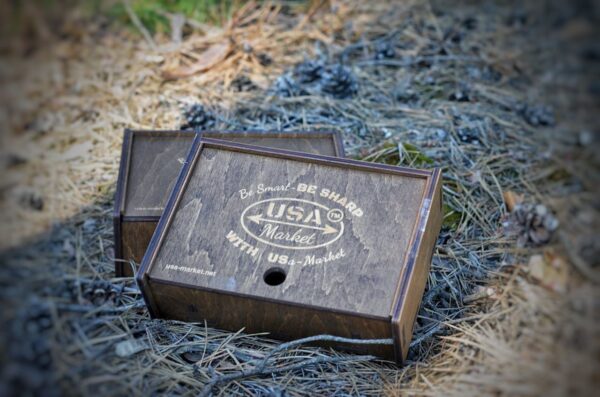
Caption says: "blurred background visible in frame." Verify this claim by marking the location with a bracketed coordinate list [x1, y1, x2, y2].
[0, 1, 598, 396]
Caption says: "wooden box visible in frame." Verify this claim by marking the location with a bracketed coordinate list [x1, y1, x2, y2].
[137, 137, 442, 363]
[113, 129, 344, 276]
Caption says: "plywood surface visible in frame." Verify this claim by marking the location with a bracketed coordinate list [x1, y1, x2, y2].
[122, 131, 341, 218]
[149, 146, 427, 318]
[124, 133, 195, 218]
[120, 220, 158, 276]
[213, 135, 337, 156]
[150, 281, 395, 358]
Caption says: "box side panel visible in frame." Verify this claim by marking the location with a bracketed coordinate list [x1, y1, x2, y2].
[114, 216, 124, 276]
[114, 130, 133, 276]
[150, 280, 395, 359]
[120, 220, 159, 277]
[391, 170, 443, 363]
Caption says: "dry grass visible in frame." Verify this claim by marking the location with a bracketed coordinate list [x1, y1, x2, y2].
[0, 0, 598, 396]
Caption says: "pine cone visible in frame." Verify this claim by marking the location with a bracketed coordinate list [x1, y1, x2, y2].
[449, 82, 472, 102]
[149, 321, 179, 344]
[180, 104, 216, 131]
[81, 279, 118, 305]
[517, 103, 555, 127]
[231, 75, 257, 92]
[319, 64, 358, 99]
[293, 59, 324, 83]
[504, 203, 559, 247]
[256, 52, 272, 66]
[374, 40, 396, 60]
[457, 126, 480, 144]
[63, 279, 120, 305]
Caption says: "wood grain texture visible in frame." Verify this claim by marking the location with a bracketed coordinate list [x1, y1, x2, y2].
[136, 138, 442, 363]
[124, 131, 343, 219]
[124, 132, 195, 218]
[112, 129, 133, 276]
[210, 135, 338, 156]
[114, 130, 344, 277]
[391, 169, 443, 362]
[150, 280, 395, 359]
[150, 147, 426, 317]
[120, 220, 158, 276]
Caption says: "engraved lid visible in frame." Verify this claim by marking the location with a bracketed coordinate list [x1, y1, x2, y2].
[146, 141, 431, 318]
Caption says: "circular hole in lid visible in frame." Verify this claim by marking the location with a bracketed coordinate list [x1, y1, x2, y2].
[263, 267, 286, 286]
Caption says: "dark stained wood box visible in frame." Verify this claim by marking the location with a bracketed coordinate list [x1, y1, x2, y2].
[137, 136, 443, 363]
[113, 129, 344, 276]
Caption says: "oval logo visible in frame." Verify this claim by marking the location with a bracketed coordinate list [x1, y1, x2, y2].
[240, 198, 344, 250]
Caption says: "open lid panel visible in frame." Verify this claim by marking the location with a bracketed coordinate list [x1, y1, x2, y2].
[137, 136, 442, 360]
[114, 130, 345, 220]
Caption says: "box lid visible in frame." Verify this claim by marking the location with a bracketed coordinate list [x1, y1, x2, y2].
[123, 131, 195, 218]
[119, 130, 344, 219]
[141, 138, 438, 320]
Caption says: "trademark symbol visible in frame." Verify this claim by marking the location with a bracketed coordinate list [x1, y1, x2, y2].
[327, 208, 344, 223]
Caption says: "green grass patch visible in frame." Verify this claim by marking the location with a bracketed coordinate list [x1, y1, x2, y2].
[359, 141, 434, 168]
[107, 0, 241, 34]
[442, 203, 463, 229]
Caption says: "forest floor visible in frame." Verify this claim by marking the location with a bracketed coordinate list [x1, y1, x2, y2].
[0, 1, 598, 396]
